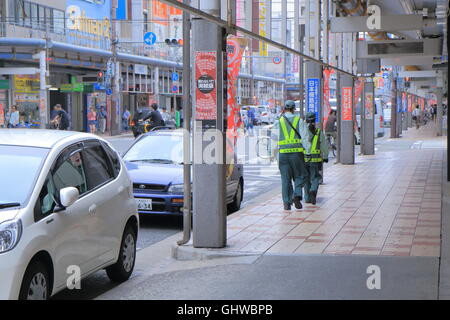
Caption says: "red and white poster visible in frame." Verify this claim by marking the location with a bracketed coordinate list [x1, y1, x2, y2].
[408, 94, 412, 113]
[322, 68, 332, 128]
[226, 37, 248, 141]
[195, 51, 217, 121]
[0, 103, 4, 127]
[342, 87, 353, 121]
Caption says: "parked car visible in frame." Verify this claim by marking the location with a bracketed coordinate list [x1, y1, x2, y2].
[123, 129, 244, 215]
[0, 129, 139, 300]
[258, 105, 275, 124]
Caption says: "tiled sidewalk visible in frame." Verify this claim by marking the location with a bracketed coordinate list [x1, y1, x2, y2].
[226, 123, 446, 257]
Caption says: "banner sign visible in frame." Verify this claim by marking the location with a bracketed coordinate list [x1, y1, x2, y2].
[0, 103, 4, 127]
[322, 69, 332, 128]
[307, 78, 320, 122]
[408, 94, 413, 113]
[365, 92, 374, 120]
[226, 37, 248, 139]
[258, 1, 268, 57]
[402, 92, 407, 112]
[195, 51, 217, 122]
[342, 87, 353, 121]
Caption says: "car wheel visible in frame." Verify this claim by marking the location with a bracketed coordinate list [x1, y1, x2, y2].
[106, 225, 137, 282]
[228, 180, 243, 213]
[19, 261, 50, 300]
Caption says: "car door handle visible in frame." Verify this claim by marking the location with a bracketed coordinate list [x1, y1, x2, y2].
[89, 204, 97, 216]
[46, 218, 54, 224]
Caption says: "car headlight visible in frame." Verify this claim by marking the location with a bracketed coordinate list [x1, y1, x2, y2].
[168, 183, 193, 194]
[168, 183, 184, 194]
[0, 219, 22, 254]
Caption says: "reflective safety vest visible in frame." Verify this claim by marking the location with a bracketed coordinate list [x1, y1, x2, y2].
[305, 128, 322, 163]
[278, 116, 304, 153]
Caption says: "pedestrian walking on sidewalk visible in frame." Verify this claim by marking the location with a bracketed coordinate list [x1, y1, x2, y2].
[303, 112, 328, 205]
[87, 107, 97, 134]
[97, 106, 107, 134]
[272, 100, 310, 211]
[412, 105, 421, 129]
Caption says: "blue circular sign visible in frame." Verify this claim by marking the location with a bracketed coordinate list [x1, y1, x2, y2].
[172, 85, 178, 93]
[144, 32, 157, 46]
[106, 88, 112, 96]
[172, 73, 179, 82]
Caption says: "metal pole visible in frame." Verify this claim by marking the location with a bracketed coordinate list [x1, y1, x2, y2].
[178, 0, 192, 246]
[390, 77, 397, 138]
[336, 72, 341, 163]
[110, 0, 120, 135]
[39, 50, 48, 129]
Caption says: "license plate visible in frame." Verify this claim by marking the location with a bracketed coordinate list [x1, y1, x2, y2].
[136, 198, 152, 211]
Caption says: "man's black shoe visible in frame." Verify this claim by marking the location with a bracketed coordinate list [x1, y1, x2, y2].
[309, 191, 317, 205]
[284, 203, 291, 211]
[293, 196, 302, 209]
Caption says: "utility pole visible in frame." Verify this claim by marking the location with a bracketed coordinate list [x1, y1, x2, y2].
[110, 0, 120, 136]
[178, 0, 192, 246]
[192, 0, 227, 248]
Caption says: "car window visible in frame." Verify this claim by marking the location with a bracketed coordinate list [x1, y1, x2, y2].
[53, 151, 89, 195]
[101, 141, 121, 177]
[35, 149, 88, 221]
[82, 143, 114, 190]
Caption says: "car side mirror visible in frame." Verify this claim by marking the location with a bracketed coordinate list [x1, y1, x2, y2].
[60, 187, 79, 208]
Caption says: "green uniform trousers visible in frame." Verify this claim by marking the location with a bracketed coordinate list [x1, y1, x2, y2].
[304, 162, 322, 202]
[278, 152, 307, 205]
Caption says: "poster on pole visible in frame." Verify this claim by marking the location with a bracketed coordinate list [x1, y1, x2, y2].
[195, 51, 217, 126]
[365, 92, 374, 120]
[307, 78, 320, 122]
[342, 87, 353, 121]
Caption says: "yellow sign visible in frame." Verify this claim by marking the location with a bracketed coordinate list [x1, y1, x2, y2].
[14, 75, 39, 93]
[67, 5, 111, 40]
[259, 1, 268, 57]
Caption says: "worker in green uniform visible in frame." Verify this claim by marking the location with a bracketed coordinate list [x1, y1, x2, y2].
[271, 100, 311, 211]
[303, 112, 328, 205]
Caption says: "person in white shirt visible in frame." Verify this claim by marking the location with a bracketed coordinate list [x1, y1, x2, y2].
[8, 105, 20, 128]
[412, 105, 421, 129]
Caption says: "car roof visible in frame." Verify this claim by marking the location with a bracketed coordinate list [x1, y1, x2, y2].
[0, 129, 99, 148]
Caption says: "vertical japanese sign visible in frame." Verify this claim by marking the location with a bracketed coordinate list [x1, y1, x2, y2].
[195, 51, 217, 124]
[307, 78, 320, 122]
[408, 94, 413, 112]
[322, 69, 332, 127]
[0, 103, 4, 127]
[402, 92, 407, 112]
[259, 1, 268, 57]
[365, 92, 374, 120]
[342, 87, 353, 121]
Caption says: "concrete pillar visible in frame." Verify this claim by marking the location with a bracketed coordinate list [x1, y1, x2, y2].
[437, 88, 443, 136]
[339, 74, 355, 164]
[192, 0, 227, 248]
[397, 89, 403, 137]
[361, 81, 375, 155]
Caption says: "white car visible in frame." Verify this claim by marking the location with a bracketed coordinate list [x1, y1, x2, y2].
[0, 129, 139, 300]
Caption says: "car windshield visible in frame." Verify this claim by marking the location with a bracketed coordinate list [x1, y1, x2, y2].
[0, 145, 49, 208]
[124, 134, 183, 164]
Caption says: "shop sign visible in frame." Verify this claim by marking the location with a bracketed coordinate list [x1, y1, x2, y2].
[60, 84, 73, 92]
[0, 80, 10, 90]
[14, 75, 39, 93]
[307, 78, 320, 122]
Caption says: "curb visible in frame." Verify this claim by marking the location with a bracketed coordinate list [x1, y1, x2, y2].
[171, 243, 261, 261]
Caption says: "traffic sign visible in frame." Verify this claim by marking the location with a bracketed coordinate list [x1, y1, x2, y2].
[106, 88, 112, 96]
[172, 85, 178, 93]
[144, 32, 157, 46]
[171, 72, 179, 82]
[382, 72, 389, 79]
[273, 56, 282, 64]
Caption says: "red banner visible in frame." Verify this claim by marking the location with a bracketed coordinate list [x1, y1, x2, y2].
[408, 94, 412, 112]
[322, 68, 332, 128]
[0, 103, 4, 127]
[342, 87, 353, 121]
[195, 51, 217, 120]
[354, 79, 365, 106]
[226, 36, 248, 142]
